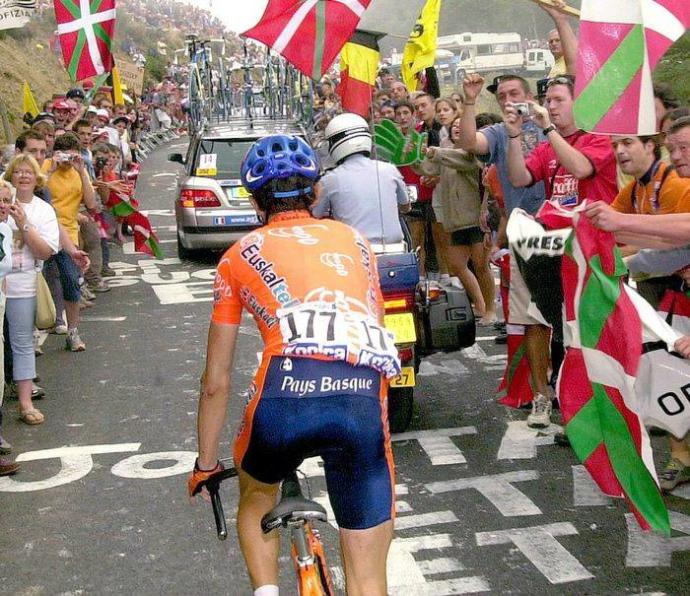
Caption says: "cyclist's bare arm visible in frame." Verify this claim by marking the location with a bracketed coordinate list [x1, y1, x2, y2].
[197, 322, 239, 469]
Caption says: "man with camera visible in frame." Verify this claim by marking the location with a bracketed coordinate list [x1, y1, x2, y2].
[44, 132, 99, 352]
[504, 75, 618, 428]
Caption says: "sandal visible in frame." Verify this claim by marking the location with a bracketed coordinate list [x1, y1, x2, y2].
[18, 407, 45, 425]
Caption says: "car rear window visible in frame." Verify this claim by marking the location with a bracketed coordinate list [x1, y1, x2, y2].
[195, 139, 256, 178]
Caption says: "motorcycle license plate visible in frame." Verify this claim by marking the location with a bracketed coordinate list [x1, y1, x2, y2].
[390, 366, 415, 388]
[384, 313, 416, 344]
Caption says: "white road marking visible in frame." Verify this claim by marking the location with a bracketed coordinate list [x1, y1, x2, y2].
[418, 558, 463, 574]
[81, 316, 127, 322]
[625, 511, 690, 567]
[395, 511, 459, 530]
[426, 470, 542, 516]
[497, 421, 557, 460]
[476, 522, 594, 584]
[392, 427, 477, 467]
[418, 360, 469, 377]
[111, 451, 196, 479]
[153, 282, 214, 305]
[572, 465, 611, 507]
[0, 444, 141, 492]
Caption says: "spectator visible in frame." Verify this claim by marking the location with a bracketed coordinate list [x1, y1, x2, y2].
[32, 121, 56, 157]
[2, 156, 59, 424]
[390, 81, 409, 103]
[43, 133, 98, 351]
[420, 115, 496, 323]
[0, 180, 18, 474]
[541, 0, 578, 77]
[504, 75, 618, 428]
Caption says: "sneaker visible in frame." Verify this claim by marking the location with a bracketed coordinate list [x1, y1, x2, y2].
[51, 323, 68, 335]
[101, 266, 116, 277]
[81, 286, 96, 301]
[79, 297, 94, 309]
[0, 457, 19, 476]
[32, 382, 45, 400]
[0, 436, 12, 455]
[66, 329, 86, 352]
[659, 458, 690, 492]
[88, 280, 111, 293]
[527, 393, 552, 429]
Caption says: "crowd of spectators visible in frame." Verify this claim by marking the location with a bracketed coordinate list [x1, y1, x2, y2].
[0, 85, 154, 475]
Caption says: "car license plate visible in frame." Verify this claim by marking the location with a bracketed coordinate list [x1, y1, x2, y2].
[231, 186, 251, 199]
[227, 214, 259, 225]
[384, 313, 416, 344]
[390, 366, 415, 388]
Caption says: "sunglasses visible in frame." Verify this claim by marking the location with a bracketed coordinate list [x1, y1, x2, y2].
[546, 75, 575, 88]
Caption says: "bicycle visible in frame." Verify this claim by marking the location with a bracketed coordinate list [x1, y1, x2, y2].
[199, 461, 335, 596]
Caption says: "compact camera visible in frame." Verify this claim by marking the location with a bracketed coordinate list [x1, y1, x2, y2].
[513, 102, 532, 117]
[54, 151, 74, 164]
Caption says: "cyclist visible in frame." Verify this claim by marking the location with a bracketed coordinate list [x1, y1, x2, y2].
[313, 113, 411, 246]
[188, 134, 400, 596]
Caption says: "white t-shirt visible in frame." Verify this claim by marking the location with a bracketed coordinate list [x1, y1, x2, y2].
[0, 221, 13, 299]
[5, 196, 60, 299]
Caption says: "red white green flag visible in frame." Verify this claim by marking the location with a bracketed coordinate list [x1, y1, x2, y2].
[127, 211, 163, 259]
[509, 203, 687, 534]
[243, 0, 372, 80]
[54, 0, 116, 82]
[574, 1, 690, 135]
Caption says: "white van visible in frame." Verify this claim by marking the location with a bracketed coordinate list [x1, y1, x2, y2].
[437, 32, 525, 77]
[524, 48, 555, 74]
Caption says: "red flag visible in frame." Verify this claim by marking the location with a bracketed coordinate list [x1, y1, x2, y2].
[338, 31, 379, 117]
[54, 0, 116, 81]
[244, 0, 372, 80]
[126, 211, 163, 259]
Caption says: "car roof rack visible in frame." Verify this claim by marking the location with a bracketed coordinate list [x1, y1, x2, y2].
[185, 37, 314, 136]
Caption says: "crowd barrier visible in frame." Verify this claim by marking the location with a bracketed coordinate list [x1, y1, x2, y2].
[136, 127, 182, 161]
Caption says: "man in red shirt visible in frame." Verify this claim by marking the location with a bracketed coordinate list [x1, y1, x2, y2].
[504, 75, 618, 428]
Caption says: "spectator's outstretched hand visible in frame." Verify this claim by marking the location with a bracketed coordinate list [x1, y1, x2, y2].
[675, 336, 690, 359]
[585, 201, 625, 232]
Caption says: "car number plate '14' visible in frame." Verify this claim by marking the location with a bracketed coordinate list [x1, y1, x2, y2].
[384, 313, 416, 344]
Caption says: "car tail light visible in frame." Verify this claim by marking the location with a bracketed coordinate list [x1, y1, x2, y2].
[398, 347, 414, 362]
[179, 189, 221, 208]
[383, 291, 415, 313]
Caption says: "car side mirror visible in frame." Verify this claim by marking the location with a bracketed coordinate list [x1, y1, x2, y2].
[168, 153, 184, 165]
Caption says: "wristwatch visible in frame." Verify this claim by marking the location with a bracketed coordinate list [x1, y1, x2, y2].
[543, 124, 557, 136]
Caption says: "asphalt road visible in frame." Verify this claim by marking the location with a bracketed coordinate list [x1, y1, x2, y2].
[1, 140, 689, 596]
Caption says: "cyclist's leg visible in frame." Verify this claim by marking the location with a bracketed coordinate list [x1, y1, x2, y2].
[339, 521, 394, 596]
[237, 469, 281, 590]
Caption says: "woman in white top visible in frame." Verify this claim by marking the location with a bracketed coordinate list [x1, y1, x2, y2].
[0, 180, 18, 455]
[2, 155, 59, 425]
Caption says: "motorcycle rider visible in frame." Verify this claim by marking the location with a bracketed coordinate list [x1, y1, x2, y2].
[312, 113, 411, 246]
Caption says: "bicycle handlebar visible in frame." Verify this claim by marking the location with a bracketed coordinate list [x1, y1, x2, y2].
[198, 466, 238, 540]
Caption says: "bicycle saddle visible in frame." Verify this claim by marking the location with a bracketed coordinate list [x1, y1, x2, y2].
[261, 497, 328, 533]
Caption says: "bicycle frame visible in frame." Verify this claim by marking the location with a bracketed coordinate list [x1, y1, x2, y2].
[201, 464, 334, 596]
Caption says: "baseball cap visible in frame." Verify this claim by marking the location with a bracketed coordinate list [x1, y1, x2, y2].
[96, 108, 110, 120]
[486, 75, 529, 95]
[32, 112, 56, 125]
[66, 87, 85, 100]
[53, 99, 71, 110]
[86, 105, 98, 114]
[111, 115, 129, 126]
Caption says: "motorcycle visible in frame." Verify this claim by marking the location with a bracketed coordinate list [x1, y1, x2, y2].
[376, 233, 476, 433]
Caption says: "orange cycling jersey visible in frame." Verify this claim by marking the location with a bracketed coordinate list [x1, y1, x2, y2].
[212, 211, 401, 380]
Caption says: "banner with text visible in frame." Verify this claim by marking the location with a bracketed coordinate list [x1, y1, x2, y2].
[0, 0, 35, 31]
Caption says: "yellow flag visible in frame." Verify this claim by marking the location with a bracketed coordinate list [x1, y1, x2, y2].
[111, 66, 125, 105]
[402, 0, 442, 92]
[22, 82, 39, 118]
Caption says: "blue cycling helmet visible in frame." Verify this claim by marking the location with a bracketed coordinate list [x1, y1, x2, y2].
[241, 135, 319, 197]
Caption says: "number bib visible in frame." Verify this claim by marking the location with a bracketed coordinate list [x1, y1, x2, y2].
[277, 302, 401, 379]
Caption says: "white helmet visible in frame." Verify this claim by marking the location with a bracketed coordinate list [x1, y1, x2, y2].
[324, 113, 372, 164]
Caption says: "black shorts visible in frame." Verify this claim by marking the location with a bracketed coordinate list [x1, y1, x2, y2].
[450, 226, 484, 246]
[405, 201, 436, 223]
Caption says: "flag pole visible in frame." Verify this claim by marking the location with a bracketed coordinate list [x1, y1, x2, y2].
[526, 0, 580, 18]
